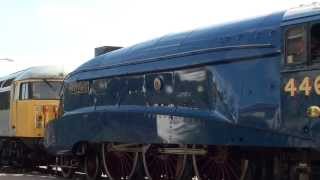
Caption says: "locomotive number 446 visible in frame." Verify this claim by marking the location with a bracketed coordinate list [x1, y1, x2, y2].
[284, 76, 320, 96]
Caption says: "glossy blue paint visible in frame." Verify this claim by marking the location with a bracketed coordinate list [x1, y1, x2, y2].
[45, 5, 320, 154]
[66, 11, 283, 82]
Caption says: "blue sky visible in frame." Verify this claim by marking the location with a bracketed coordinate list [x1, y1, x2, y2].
[0, 0, 316, 76]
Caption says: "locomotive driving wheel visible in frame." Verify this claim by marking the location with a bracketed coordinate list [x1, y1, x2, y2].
[84, 151, 101, 180]
[61, 166, 74, 179]
[101, 143, 138, 180]
[192, 145, 249, 180]
[142, 144, 187, 180]
[60, 156, 74, 179]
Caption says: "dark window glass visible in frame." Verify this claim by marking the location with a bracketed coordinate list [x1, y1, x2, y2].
[174, 68, 209, 109]
[123, 76, 145, 105]
[311, 24, 320, 61]
[3, 79, 13, 87]
[0, 91, 10, 110]
[20, 81, 62, 100]
[146, 72, 174, 106]
[92, 78, 118, 106]
[104, 77, 126, 105]
[92, 79, 108, 95]
[20, 83, 30, 100]
[64, 81, 91, 111]
[92, 76, 146, 106]
[68, 81, 89, 95]
[286, 26, 306, 64]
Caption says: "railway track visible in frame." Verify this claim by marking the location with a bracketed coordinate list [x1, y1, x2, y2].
[0, 173, 61, 180]
[0, 166, 198, 180]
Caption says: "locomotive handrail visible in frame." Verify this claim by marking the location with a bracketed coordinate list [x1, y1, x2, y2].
[70, 43, 274, 77]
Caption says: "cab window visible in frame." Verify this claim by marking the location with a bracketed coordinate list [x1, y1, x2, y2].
[3, 79, 13, 87]
[20, 81, 62, 100]
[285, 26, 306, 64]
[20, 83, 30, 100]
[311, 24, 320, 61]
[0, 91, 10, 110]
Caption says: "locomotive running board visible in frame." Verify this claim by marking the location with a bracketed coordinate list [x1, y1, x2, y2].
[109, 144, 143, 153]
[51, 164, 78, 169]
[158, 147, 207, 155]
[109, 144, 207, 155]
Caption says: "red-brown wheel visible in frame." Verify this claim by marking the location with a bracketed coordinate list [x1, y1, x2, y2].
[142, 144, 186, 180]
[84, 151, 101, 180]
[101, 143, 138, 180]
[192, 145, 249, 180]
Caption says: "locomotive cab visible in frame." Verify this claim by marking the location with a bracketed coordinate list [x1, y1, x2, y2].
[0, 66, 65, 138]
[281, 6, 320, 139]
[11, 79, 62, 138]
[0, 66, 66, 167]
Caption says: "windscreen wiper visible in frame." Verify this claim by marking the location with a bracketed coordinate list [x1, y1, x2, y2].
[42, 78, 55, 92]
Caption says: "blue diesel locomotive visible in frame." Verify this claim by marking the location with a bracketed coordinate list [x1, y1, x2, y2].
[45, 4, 320, 180]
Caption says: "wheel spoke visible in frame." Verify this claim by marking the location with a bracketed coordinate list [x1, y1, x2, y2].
[223, 165, 232, 180]
[227, 160, 241, 179]
[143, 145, 186, 180]
[85, 153, 100, 180]
[200, 158, 214, 172]
[60, 156, 74, 179]
[102, 143, 138, 180]
[193, 146, 247, 180]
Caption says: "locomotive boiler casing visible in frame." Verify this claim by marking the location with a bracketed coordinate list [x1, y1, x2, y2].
[45, 6, 320, 154]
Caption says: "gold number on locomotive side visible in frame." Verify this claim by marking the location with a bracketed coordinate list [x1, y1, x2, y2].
[284, 78, 297, 96]
[299, 77, 312, 96]
[314, 76, 320, 95]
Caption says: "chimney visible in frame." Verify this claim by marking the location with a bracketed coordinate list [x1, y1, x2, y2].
[94, 46, 122, 57]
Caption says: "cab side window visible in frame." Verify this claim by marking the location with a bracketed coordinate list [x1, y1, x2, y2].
[311, 24, 320, 61]
[20, 83, 30, 100]
[0, 91, 10, 110]
[286, 26, 306, 64]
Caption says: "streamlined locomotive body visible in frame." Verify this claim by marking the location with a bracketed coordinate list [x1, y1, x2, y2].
[46, 4, 320, 180]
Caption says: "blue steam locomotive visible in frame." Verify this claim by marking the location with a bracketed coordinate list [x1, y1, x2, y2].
[45, 4, 320, 180]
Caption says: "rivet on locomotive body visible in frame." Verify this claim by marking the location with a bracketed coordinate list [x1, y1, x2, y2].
[154, 77, 163, 91]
